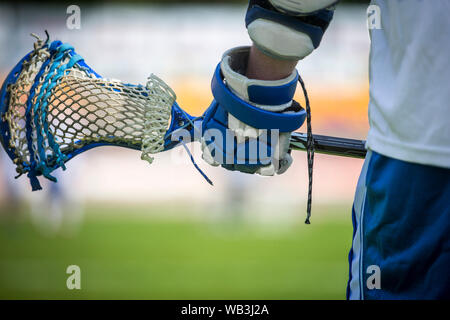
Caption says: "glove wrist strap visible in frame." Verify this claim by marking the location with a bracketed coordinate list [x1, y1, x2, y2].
[211, 63, 305, 132]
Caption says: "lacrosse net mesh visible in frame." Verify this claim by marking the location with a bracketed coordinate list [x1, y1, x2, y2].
[2, 36, 175, 190]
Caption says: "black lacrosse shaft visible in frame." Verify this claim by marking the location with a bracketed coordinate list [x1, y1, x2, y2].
[290, 132, 367, 159]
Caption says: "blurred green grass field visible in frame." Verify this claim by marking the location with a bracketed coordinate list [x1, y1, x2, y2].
[0, 206, 352, 299]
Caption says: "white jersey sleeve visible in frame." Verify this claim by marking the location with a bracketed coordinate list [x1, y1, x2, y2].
[367, 0, 450, 168]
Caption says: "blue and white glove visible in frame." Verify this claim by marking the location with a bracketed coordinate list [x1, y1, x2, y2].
[200, 46, 306, 176]
[246, 0, 336, 60]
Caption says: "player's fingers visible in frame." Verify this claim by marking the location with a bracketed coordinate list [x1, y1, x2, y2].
[256, 164, 276, 176]
[277, 153, 293, 175]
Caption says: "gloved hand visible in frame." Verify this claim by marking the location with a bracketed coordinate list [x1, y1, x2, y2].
[200, 46, 306, 176]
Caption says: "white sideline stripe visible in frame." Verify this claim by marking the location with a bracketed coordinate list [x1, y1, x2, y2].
[349, 150, 372, 300]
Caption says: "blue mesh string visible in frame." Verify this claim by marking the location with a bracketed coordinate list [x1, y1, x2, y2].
[33, 49, 66, 181]
[40, 53, 84, 170]
[32, 43, 83, 184]
[46, 54, 84, 167]
[25, 52, 53, 190]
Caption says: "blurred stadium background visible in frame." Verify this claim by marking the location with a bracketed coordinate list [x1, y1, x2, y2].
[0, 0, 369, 299]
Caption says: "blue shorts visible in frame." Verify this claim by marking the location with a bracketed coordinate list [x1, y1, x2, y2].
[347, 150, 450, 299]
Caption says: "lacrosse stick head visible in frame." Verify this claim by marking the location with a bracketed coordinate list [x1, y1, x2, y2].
[0, 34, 195, 190]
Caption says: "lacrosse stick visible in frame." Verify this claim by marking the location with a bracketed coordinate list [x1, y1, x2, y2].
[0, 34, 366, 194]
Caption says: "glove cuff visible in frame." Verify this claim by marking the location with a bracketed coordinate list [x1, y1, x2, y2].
[220, 46, 298, 112]
[211, 63, 306, 132]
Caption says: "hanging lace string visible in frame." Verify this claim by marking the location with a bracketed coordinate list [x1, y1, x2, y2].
[174, 107, 214, 186]
[179, 138, 213, 186]
[297, 74, 315, 224]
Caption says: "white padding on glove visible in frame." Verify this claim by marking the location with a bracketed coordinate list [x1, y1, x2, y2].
[247, 19, 315, 60]
[269, 0, 337, 15]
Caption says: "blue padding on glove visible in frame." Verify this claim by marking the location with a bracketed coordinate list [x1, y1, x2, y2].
[211, 64, 305, 132]
[202, 100, 275, 172]
[245, 4, 334, 48]
[248, 72, 298, 105]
